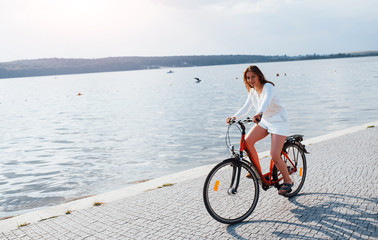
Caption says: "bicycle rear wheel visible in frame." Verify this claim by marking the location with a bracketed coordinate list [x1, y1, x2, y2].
[273, 143, 307, 197]
[203, 158, 260, 224]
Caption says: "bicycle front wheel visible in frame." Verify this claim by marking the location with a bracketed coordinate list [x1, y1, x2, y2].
[203, 158, 260, 224]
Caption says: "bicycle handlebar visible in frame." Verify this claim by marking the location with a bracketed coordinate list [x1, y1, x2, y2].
[229, 118, 250, 125]
[229, 116, 260, 126]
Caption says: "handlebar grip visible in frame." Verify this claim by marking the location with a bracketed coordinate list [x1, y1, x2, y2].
[256, 113, 263, 123]
[229, 118, 236, 124]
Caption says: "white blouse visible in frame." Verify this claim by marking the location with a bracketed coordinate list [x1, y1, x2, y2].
[233, 83, 288, 123]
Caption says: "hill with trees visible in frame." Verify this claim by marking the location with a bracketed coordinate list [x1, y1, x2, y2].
[0, 51, 377, 79]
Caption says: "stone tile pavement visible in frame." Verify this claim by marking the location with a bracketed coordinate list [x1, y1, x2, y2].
[1, 125, 377, 239]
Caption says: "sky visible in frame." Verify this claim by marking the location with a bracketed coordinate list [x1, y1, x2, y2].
[1, 0, 378, 62]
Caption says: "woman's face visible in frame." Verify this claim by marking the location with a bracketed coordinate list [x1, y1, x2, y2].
[246, 71, 260, 88]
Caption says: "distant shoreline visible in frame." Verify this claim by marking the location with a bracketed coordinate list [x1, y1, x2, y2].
[0, 51, 377, 79]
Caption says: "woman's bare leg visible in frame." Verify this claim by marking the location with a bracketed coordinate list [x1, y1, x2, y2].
[245, 124, 269, 171]
[271, 133, 293, 193]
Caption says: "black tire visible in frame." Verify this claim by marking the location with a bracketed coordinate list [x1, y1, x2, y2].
[272, 143, 307, 197]
[203, 158, 260, 224]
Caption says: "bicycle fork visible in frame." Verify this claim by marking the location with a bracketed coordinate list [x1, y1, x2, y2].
[228, 120, 248, 195]
[228, 158, 242, 195]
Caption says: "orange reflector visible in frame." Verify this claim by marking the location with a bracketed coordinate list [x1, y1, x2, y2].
[214, 180, 220, 191]
[299, 167, 303, 177]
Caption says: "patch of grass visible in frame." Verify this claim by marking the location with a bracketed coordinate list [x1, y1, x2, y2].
[0, 216, 14, 221]
[18, 222, 30, 228]
[145, 183, 176, 191]
[39, 216, 57, 222]
[93, 202, 105, 206]
[367, 125, 375, 128]
[160, 183, 175, 188]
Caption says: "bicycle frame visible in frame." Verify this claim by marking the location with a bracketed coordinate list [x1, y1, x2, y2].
[235, 120, 296, 189]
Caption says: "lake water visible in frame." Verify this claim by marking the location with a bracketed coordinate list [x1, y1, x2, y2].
[1, 56, 378, 218]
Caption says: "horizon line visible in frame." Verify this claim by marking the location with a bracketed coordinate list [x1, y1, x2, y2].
[2, 50, 378, 63]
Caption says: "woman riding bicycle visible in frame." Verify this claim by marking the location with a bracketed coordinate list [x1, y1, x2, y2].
[226, 65, 293, 195]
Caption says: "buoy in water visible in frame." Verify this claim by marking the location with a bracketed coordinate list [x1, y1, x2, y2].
[77, 93, 82, 96]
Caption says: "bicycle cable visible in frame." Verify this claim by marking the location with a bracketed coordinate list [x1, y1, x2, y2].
[225, 122, 242, 150]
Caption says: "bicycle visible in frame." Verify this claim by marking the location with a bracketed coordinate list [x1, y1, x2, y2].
[203, 118, 309, 224]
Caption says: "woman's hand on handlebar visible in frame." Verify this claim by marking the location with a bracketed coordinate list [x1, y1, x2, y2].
[252, 113, 263, 123]
[226, 117, 236, 124]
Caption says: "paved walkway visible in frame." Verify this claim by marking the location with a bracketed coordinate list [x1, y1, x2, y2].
[1, 123, 377, 239]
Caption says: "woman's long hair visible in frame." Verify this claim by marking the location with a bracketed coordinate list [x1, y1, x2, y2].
[243, 65, 275, 92]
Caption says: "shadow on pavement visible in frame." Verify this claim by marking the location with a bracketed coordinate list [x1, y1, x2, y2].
[226, 192, 377, 239]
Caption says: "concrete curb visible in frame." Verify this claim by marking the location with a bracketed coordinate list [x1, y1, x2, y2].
[1, 120, 377, 232]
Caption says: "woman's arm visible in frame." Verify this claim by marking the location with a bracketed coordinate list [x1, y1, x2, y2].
[256, 83, 274, 115]
[233, 90, 254, 120]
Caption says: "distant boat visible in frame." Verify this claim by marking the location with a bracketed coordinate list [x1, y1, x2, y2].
[167, 70, 174, 73]
[194, 77, 201, 83]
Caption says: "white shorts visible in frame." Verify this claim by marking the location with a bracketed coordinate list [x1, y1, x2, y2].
[259, 119, 290, 137]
